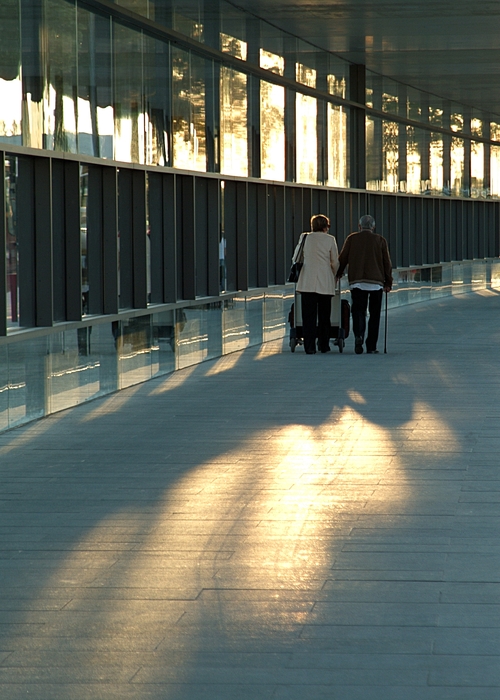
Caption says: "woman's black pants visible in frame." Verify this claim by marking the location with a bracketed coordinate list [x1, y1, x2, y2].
[301, 292, 332, 353]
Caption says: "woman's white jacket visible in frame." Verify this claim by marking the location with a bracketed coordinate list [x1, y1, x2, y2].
[292, 231, 339, 295]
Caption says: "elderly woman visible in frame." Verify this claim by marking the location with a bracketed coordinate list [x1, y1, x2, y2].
[292, 214, 339, 354]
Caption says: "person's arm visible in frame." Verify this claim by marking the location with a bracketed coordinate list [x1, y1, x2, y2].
[330, 237, 339, 275]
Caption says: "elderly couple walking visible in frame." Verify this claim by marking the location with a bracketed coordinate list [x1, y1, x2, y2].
[292, 214, 393, 355]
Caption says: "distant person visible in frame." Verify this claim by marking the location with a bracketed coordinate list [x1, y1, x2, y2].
[292, 214, 339, 354]
[336, 214, 392, 354]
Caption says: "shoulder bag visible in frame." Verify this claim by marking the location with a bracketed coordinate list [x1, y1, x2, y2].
[287, 233, 308, 283]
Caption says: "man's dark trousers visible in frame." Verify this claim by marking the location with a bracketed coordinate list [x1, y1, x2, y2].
[350, 287, 383, 352]
[301, 292, 332, 353]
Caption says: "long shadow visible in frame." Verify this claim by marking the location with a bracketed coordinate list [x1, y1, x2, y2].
[0, 291, 499, 698]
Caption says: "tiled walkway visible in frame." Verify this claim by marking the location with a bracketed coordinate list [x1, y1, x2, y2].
[1, 290, 500, 699]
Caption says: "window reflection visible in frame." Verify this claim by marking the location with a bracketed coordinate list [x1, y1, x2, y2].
[260, 50, 285, 181]
[220, 34, 248, 176]
[0, 77, 22, 146]
[429, 135, 443, 194]
[383, 120, 399, 192]
[406, 126, 421, 194]
[327, 75, 348, 187]
[490, 122, 500, 197]
[296, 63, 317, 184]
[450, 138, 465, 196]
[471, 118, 484, 198]
[77, 9, 113, 159]
[172, 48, 206, 171]
[46, 0, 78, 153]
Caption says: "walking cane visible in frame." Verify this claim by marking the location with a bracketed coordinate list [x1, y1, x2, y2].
[383, 290, 388, 354]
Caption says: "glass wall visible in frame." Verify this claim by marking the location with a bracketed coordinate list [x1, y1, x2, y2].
[327, 74, 348, 188]
[220, 34, 248, 177]
[0, 0, 498, 197]
[295, 63, 317, 185]
[172, 47, 206, 171]
[260, 49, 285, 181]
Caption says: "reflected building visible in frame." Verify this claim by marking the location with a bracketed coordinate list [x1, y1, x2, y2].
[0, 0, 499, 431]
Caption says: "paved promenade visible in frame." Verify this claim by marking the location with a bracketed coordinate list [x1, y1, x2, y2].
[1, 290, 500, 699]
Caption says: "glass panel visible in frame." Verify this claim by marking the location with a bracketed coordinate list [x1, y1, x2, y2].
[260, 49, 284, 76]
[223, 296, 249, 354]
[295, 63, 317, 184]
[46, 0, 78, 153]
[491, 145, 500, 198]
[327, 74, 348, 188]
[115, 0, 149, 18]
[0, 0, 22, 148]
[47, 330, 101, 414]
[406, 126, 422, 194]
[143, 34, 169, 166]
[117, 316, 153, 389]
[220, 64, 248, 177]
[21, 0, 44, 149]
[220, 3, 248, 54]
[450, 137, 465, 197]
[264, 288, 290, 342]
[366, 116, 382, 190]
[176, 304, 222, 369]
[5, 154, 19, 328]
[429, 134, 443, 194]
[471, 119, 484, 197]
[260, 79, 285, 181]
[152, 310, 176, 376]
[114, 23, 144, 163]
[172, 47, 206, 171]
[0, 344, 7, 432]
[471, 140, 484, 198]
[77, 10, 114, 160]
[174, 6, 204, 43]
[383, 120, 399, 192]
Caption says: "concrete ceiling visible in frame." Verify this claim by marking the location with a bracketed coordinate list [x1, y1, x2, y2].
[231, 0, 500, 118]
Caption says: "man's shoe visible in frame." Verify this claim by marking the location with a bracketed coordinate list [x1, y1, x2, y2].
[354, 337, 363, 354]
[366, 349, 379, 354]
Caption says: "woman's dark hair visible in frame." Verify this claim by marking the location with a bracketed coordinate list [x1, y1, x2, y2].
[311, 214, 330, 232]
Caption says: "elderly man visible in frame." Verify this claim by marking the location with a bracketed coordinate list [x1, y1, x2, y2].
[336, 214, 393, 354]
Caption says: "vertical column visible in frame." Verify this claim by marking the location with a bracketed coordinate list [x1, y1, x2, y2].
[177, 175, 196, 300]
[483, 120, 491, 197]
[284, 36, 296, 183]
[463, 107, 471, 198]
[316, 54, 329, 185]
[420, 94, 430, 185]
[349, 64, 366, 189]
[207, 179, 220, 296]
[204, 1, 221, 173]
[163, 173, 177, 302]
[132, 170, 147, 308]
[398, 83, 407, 191]
[246, 18, 261, 178]
[17, 156, 36, 327]
[64, 161, 82, 321]
[236, 182, 248, 291]
[0, 153, 6, 335]
[442, 102, 451, 195]
[102, 166, 118, 314]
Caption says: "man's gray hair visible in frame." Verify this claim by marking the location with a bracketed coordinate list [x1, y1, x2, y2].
[359, 214, 376, 230]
